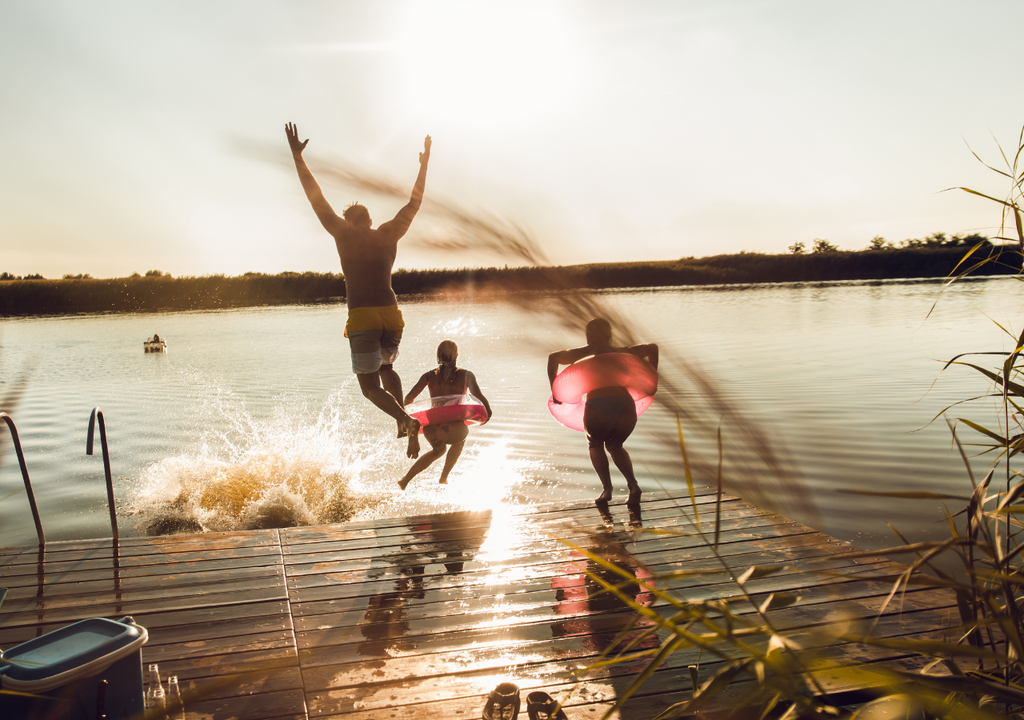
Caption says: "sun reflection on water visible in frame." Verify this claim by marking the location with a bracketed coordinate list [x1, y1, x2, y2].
[429, 315, 483, 338]
[456, 440, 525, 498]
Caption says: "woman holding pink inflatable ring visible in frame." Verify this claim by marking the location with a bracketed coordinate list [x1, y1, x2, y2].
[399, 340, 492, 490]
[547, 318, 658, 506]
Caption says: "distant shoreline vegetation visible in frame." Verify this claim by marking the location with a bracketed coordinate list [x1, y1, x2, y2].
[1, 238, 1020, 317]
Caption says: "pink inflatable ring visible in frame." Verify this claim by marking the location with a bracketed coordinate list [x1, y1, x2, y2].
[548, 352, 657, 432]
[408, 394, 488, 433]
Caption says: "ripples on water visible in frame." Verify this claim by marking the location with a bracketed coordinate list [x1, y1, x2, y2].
[0, 303, 586, 546]
[3, 278, 1024, 555]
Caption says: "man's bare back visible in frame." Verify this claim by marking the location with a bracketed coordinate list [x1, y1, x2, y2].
[286, 122, 431, 458]
[332, 225, 399, 308]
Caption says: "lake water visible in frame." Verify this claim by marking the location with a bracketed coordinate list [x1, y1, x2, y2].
[1, 277, 1021, 555]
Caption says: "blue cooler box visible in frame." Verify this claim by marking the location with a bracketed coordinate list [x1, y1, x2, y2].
[0, 616, 148, 720]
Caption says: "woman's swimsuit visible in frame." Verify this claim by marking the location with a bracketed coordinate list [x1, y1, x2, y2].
[423, 370, 470, 447]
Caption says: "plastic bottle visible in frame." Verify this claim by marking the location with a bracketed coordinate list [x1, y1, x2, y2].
[168, 675, 185, 720]
[146, 663, 166, 713]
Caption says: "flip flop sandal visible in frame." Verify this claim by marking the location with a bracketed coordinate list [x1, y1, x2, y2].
[482, 682, 521, 720]
[525, 691, 567, 720]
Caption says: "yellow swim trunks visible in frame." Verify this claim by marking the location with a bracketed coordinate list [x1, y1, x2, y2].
[345, 305, 405, 374]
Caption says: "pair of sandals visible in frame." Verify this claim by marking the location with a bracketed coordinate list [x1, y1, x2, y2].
[482, 682, 568, 720]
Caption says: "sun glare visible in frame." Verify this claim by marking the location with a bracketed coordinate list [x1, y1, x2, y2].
[189, 202, 311, 274]
[395, 3, 587, 130]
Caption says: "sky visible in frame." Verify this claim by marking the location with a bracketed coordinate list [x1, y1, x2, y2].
[3, 0, 1024, 279]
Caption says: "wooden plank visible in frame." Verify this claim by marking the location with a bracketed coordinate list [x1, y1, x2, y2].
[0, 564, 284, 605]
[157, 646, 300, 684]
[289, 562, 939, 670]
[0, 584, 289, 629]
[181, 687, 306, 720]
[299, 603, 953, 700]
[277, 491, 724, 544]
[278, 513, 787, 584]
[281, 526, 854, 602]
[0, 565, 285, 615]
[0, 528, 281, 566]
[293, 584, 956, 675]
[288, 569, 943, 657]
[285, 522, 823, 610]
[278, 500, 763, 559]
[144, 630, 297, 662]
[0, 544, 284, 584]
[286, 548, 894, 643]
[282, 513, 821, 580]
[143, 614, 294, 647]
[0, 601, 293, 647]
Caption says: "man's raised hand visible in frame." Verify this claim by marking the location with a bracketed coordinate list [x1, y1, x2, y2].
[420, 135, 431, 165]
[286, 122, 309, 158]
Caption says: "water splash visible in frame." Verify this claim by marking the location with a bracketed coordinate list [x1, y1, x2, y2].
[127, 378, 546, 535]
[129, 387, 394, 535]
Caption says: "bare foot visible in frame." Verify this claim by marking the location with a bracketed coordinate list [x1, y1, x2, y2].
[397, 426, 407, 439]
[406, 418, 421, 458]
[595, 491, 611, 505]
[627, 487, 642, 505]
[438, 477, 448, 485]
[398, 476, 411, 490]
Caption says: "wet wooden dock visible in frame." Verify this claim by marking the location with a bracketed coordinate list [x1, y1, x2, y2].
[0, 490, 955, 719]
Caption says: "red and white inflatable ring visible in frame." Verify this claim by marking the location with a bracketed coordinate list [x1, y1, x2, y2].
[409, 394, 488, 433]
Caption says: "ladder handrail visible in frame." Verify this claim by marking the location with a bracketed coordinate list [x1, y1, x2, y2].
[86, 407, 119, 541]
[0, 412, 45, 546]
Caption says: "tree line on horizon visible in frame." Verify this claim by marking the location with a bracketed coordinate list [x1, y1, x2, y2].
[787, 230, 990, 254]
[0, 230, 997, 282]
[0, 238, 1018, 317]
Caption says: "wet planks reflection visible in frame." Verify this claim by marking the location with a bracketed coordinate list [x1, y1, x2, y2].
[0, 491, 954, 719]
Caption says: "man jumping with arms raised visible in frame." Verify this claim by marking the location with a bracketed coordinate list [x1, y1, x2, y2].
[286, 122, 429, 458]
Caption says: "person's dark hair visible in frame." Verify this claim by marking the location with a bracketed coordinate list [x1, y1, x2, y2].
[436, 339, 459, 384]
[343, 202, 370, 225]
[585, 318, 612, 345]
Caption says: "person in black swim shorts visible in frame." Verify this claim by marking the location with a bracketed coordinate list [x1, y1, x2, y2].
[548, 318, 658, 506]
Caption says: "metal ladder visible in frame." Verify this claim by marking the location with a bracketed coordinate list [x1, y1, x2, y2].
[1, 408, 120, 547]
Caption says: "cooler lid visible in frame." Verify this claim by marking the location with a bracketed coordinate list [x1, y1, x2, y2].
[0, 617, 148, 688]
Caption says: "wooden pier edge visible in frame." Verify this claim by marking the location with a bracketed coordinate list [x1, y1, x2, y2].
[0, 489, 955, 719]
